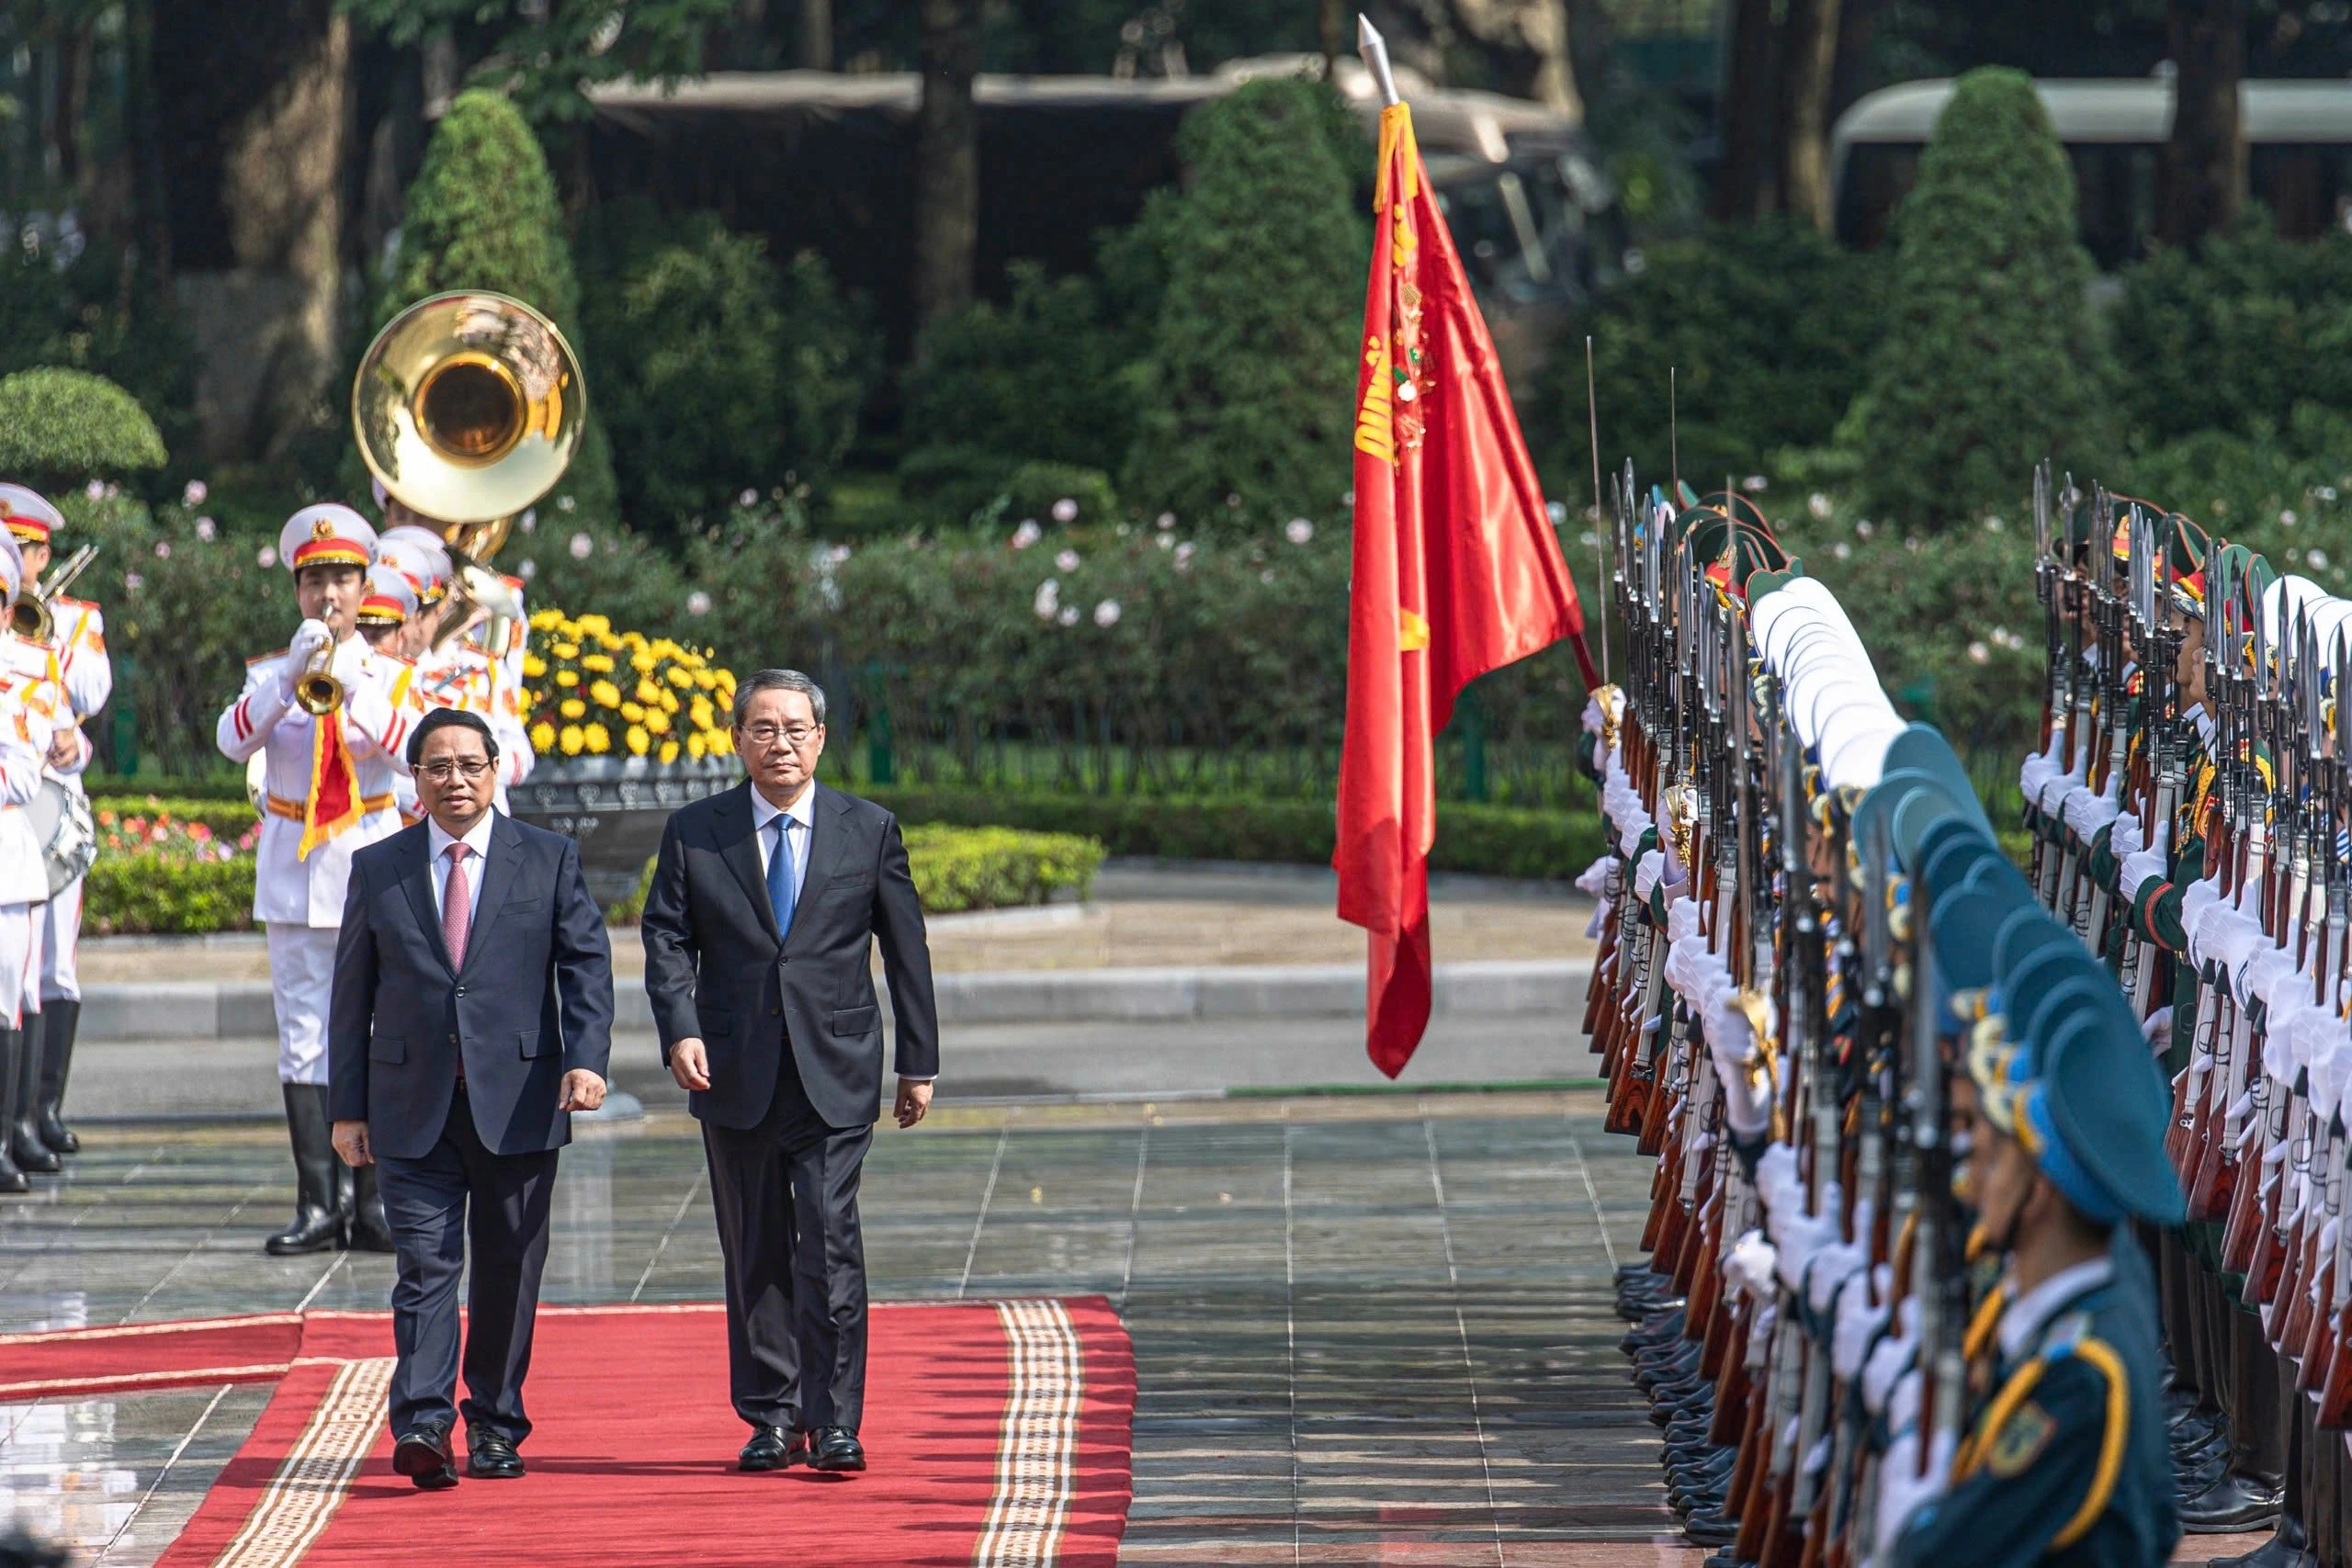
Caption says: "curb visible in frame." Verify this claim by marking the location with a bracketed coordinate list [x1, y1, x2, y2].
[76, 959, 1590, 1042]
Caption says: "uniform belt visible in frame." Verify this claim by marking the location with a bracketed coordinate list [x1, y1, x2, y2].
[264, 792, 396, 821]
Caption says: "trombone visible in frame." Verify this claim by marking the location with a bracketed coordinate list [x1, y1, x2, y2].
[10, 543, 99, 644]
[351, 290, 584, 658]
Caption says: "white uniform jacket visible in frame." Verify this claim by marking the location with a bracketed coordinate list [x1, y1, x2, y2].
[0, 645, 62, 906]
[216, 637, 413, 927]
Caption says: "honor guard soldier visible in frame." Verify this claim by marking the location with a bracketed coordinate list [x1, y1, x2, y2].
[0, 483, 109, 1168]
[1876, 867, 2185, 1568]
[356, 564, 431, 825]
[384, 518, 532, 813]
[0, 533, 68, 1194]
[217, 505, 413, 1255]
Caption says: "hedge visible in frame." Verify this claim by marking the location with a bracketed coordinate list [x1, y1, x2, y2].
[863, 788, 1606, 881]
[902, 824, 1103, 914]
[93, 795, 257, 838]
[83, 853, 254, 936]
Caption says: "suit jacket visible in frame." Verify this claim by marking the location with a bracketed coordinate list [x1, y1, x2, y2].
[328, 812, 615, 1160]
[640, 781, 939, 1131]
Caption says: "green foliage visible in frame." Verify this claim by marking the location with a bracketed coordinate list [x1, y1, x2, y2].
[1538, 220, 1882, 496]
[867, 787, 1605, 880]
[1854, 67, 2112, 527]
[338, 0, 730, 126]
[511, 512, 693, 640]
[606, 854, 659, 925]
[900, 824, 1106, 913]
[384, 87, 618, 521]
[1123, 78, 1366, 534]
[581, 209, 874, 539]
[82, 853, 255, 936]
[0, 242, 198, 474]
[0, 368, 167, 480]
[2110, 215, 2352, 446]
[899, 263, 1137, 523]
[91, 797, 259, 839]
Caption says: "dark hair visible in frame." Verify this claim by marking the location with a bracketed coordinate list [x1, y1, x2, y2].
[406, 705, 500, 768]
[731, 668, 826, 728]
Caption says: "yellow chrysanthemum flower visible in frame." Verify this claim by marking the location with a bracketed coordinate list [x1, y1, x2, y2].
[553, 641, 580, 659]
[659, 739, 682, 764]
[709, 729, 736, 755]
[530, 721, 556, 751]
[643, 707, 671, 735]
[559, 724, 584, 756]
[522, 652, 548, 677]
[686, 732, 707, 761]
[581, 653, 615, 673]
[659, 688, 680, 713]
[636, 678, 663, 705]
[560, 697, 587, 720]
[589, 679, 622, 708]
[576, 614, 611, 637]
[689, 698, 713, 728]
[554, 669, 578, 687]
[627, 724, 650, 756]
[621, 701, 645, 724]
[631, 652, 657, 674]
[583, 723, 611, 754]
[529, 609, 563, 631]
[667, 666, 695, 687]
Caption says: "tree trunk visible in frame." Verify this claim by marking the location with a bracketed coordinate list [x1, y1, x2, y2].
[1713, 0, 1780, 222]
[1777, 0, 1841, 231]
[1447, 0, 1582, 118]
[913, 0, 980, 338]
[126, 0, 173, 282]
[2159, 0, 2245, 248]
[798, 0, 831, 71]
[1320, 0, 1348, 78]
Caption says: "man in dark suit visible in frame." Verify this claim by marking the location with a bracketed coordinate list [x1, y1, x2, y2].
[640, 668, 939, 1476]
[328, 706, 614, 1491]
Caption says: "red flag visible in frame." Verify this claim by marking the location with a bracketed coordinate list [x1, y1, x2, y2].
[1335, 101, 1593, 1078]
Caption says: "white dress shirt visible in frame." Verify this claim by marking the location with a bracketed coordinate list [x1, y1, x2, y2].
[426, 811, 497, 926]
[749, 784, 815, 907]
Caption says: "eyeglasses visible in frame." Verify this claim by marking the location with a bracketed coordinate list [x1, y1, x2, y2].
[740, 723, 820, 748]
[417, 759, 493, 783]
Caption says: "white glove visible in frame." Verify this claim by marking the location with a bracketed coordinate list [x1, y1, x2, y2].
[1776, 1183, 1846, 1295]
[283, 618, 334, 702]
[2109, 808, 2144, 863]
[1756, 1143, 1800, 1219]
[1860, 1296, 1919, 1416]
[2120, 837, 2170, 901]
[1832, 1262, 1892, 1381]
[2143, 1007, 2173, 1051]
[2064, 784, 2119, 840]
[1729, 1228, 1779, 1302]
[1873, 1407, 1956, 1563]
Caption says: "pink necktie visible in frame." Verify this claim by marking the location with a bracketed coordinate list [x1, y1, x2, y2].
[443, 843, 473, 971]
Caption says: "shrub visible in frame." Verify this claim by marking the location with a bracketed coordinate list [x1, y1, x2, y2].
[865, 787, 1605, 881]
[900, 263, 1137, 522]
[1854, 67, 2112, 527]
[901, 824, 1105, 912]
[1124, 78, 1366, 534]
[581, 209, 874, 540]
[1537, 221, 1882, 497]
[0, 369, 167, 481]
[383, 88, 619, 522]
[82, 854, 255, 936]
[91, 797, 259, 843]
[0, 239, 198, 475]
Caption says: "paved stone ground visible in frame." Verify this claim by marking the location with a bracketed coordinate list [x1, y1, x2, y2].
[0, 1091, 1688, 1568]
[74, 862, 1598, 984]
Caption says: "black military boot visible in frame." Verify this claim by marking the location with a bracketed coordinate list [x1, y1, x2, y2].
[0, 1028, 27, 1194]
[34, 996, 81, 1155]
[266, 1084, 343, 1255]
[8, 1010, 58, 1174]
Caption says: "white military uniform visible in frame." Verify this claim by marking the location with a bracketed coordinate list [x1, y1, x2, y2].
[35, 594, 106, 1005]
[0, 531, 62, 1032]
[214, 506, 412, 1087]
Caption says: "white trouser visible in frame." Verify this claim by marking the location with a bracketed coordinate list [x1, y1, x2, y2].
[266, 923, 338, 1086]
[0, 903, 32, 1029]
[40, 875, 80, 1001]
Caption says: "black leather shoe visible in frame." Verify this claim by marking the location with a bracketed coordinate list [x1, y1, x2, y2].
[2211, 1510, 2311, 1568]
[467, 1430, 524, 1479]
[393, 1424, 459, 1491]
[809, 1426, 865, 1472]
[2180, 1472, 2285, 1533]
[740, 1426, 794, 1472]
[1683, 1509, 1740, 1547]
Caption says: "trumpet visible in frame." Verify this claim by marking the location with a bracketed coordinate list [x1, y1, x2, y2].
[10, 543, 100, 644]
[293, 640, 343, 717]
[352, 290, 582, 657]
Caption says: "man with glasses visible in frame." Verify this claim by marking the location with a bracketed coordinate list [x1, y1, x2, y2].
[327, 705, 614, 1491]
[640, 669, 940, 1478]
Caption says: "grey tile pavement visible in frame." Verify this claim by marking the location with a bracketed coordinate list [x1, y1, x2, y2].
[0, 1093, 1681, 1565]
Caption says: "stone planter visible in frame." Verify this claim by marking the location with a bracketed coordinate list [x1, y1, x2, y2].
[510, 756, 743, 906]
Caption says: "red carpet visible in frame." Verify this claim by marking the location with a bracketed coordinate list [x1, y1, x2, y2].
[14, 1300, 1133, 1567]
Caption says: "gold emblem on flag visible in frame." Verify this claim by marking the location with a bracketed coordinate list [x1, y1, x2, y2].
[1355, 336, 1396, 466]
[1397, 606, 1430, 651]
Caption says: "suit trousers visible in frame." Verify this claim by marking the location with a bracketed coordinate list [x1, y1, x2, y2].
[376, 1082, 560, 1443]
[702, 1045, 872, 1435]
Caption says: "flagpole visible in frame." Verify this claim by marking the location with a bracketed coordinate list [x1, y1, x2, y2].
[1356, 15, 1401, 107]
[1588, 335, 1610, 692]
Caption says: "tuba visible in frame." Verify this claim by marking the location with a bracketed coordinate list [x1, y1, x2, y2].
[351, 291, 585, 650]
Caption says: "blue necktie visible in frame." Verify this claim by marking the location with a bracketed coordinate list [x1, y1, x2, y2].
[767, 817, 797, 942]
